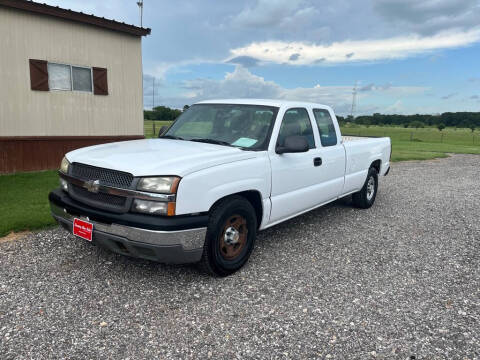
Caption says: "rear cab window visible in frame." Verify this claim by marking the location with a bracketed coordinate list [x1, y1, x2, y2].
[313, 109, 338, 147]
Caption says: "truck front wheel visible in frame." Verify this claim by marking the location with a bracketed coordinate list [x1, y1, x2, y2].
[199, 196, 257, 276]
[352, 167, 378, 209]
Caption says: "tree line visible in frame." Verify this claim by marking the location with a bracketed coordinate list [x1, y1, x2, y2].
[144, 105, 189, 121]
[144, 106, 479, 132]
[337, 112, 479, 131]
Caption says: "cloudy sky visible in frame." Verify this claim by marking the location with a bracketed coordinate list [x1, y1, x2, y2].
[42, 0, 480, 115]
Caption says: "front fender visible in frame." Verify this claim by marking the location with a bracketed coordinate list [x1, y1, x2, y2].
[175, 154, 271, 216]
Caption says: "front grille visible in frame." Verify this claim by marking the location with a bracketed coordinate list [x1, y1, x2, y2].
[70, 184, 127, 213]
[71, 163, 133, 189]
[68, 163, 133, 213]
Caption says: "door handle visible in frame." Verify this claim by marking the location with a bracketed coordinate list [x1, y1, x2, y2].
[313, 157, 322, 167]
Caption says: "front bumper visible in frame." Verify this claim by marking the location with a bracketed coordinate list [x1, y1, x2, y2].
[49, 189, 207, 264]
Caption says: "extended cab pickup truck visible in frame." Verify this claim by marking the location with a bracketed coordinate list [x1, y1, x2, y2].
[49, 99, 391, 276]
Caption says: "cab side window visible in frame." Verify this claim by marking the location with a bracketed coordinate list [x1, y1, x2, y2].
[277, 108, 315, 149]
[313, 109, 338, 146]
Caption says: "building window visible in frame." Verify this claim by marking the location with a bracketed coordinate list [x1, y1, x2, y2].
[72, 66, 93, 92]
[30, 59, 108, 95]
[47, 63, 93, 92]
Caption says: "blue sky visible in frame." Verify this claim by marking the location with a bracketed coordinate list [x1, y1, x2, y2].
[41, 0, 480, 115]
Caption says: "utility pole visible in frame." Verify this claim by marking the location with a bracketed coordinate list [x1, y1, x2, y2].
[137, 0, 144, 27]
[350, 81, 358, 119]
[152, 77, 155, 110]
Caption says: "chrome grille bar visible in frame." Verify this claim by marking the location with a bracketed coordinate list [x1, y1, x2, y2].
[59, 172, 176, 202]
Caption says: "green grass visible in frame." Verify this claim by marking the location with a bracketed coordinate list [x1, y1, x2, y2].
[144, 120, 173, 138]
[0, 171, 59, 237]
[341, 125, 480, 161]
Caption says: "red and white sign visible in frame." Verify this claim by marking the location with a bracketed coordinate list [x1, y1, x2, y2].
[73, 218, 93, 242]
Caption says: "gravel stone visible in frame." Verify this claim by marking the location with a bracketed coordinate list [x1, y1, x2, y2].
[1, 154, 479, 359]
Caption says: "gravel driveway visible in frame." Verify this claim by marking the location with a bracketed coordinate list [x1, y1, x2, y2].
[1, 154, 479, 359]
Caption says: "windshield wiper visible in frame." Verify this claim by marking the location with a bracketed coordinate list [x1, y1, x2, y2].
[161, 135, 184, 140]
[190, 138, 234, 147]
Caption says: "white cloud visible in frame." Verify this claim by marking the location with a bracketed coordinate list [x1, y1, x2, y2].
[384, 100, 404, 114]
[231, 0, 317, 28]
[229, 28, 480, 65]
[373, 0, 480, 34]
[160, 66, 426, 115]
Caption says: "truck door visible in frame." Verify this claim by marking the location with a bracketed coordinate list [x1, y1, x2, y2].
[310, 108, 346, 200]
[269, 107, 324, 223]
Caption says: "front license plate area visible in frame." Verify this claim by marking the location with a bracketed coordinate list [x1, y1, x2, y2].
[73, 218, 93, 242]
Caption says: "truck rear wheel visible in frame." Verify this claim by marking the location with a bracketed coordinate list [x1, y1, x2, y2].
[199, 196, 257, 276]
[352, 167, 378, 209]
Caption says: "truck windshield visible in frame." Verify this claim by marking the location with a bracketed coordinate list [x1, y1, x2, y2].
[163, 104, 279, 150]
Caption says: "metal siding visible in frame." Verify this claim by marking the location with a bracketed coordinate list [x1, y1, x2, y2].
[0, 7, 144, 137]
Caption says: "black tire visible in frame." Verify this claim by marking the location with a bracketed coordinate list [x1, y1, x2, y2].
[352, 167, 378, 209]
[199, 196, 257, 276]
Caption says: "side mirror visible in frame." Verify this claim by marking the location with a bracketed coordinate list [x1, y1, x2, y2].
[158, 125, 169, 138]
[276, 135, 309, 154]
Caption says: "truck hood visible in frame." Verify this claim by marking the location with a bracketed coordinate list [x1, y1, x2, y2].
[65, 139, 258, 177]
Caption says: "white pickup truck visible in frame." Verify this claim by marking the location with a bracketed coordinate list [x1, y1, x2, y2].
[50, 99, 391, 276]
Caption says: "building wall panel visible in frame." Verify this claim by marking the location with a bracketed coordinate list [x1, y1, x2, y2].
[0, 136, 144, 173]
[0, 7, 144, 138]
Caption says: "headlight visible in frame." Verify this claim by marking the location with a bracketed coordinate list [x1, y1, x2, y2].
[60, 156, 70, 174]
[137, 176, 180, 194]
[131, 199, 176, 216]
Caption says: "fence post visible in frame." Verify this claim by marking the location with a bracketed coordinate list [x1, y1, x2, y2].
[441, 133, 443, 143]
[153, 121, 156, 136]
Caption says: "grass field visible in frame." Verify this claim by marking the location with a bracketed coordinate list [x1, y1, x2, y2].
[0, 171, 58, 237]
[340, 125, 480, 161]
[1, 122, 478, 238]
[145, 121, 480, 161]
[144, 120, 173, 138]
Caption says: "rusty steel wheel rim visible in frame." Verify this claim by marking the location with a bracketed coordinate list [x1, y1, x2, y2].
[219, 214, 248, 260]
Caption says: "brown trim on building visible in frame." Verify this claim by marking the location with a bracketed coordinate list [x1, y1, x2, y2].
[29, 59, 49, 91]
[92, 67, 108, 95]
[0, 0, 151, 37]
[0, 136, 145, 174]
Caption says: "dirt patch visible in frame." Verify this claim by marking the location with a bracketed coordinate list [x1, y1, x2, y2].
[0, 231, 30, 244]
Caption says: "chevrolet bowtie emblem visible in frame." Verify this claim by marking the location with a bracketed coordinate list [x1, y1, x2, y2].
[85, 179, 101, 193]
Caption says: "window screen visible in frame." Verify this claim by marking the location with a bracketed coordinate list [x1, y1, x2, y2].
[72, 66, 92, 92]
[313, 109, 338, 146]
[48, 63, 71, 90]
[278, 108, 315, 149]
[47, 63, 93, 92]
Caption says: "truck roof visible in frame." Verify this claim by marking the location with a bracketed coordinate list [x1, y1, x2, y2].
[196, 99, 331, 109]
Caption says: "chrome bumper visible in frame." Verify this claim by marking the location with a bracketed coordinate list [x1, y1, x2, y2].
[50, 202, 207, 263]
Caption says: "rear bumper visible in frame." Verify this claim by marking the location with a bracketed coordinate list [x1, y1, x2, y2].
[49, 189, 207, 264]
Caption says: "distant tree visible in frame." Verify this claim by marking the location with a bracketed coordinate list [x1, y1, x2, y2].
[437, 123, 446, 132]
[409, 121, 425, 129]
[183, 105, 190, 112]
[327, 112, 480, 128]
[144, 105, 182, 121]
